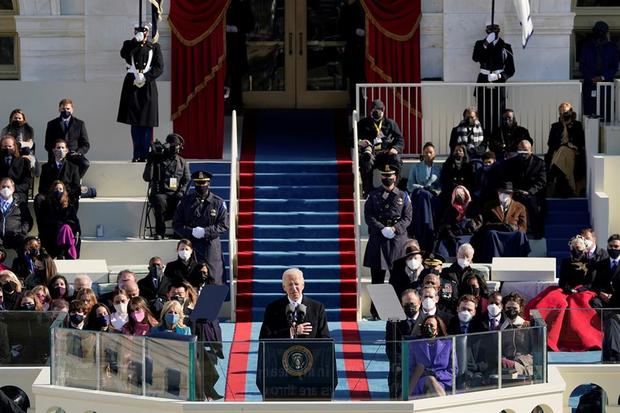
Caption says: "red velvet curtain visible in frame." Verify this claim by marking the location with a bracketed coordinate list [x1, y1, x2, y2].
[360, 0, 421, 153]
[169, 0, 230, 159]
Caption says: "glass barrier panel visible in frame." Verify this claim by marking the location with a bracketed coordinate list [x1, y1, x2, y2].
[145, 336, 195, 400]
[453, 330, 500, 393]
[52, 328, 98, 390]
[499, 326, 541, 388]
[601, 308, 620, 364]
[402, 336, 456, 400]
[196, 340, 228, 401]
[0, 311, 63, 366]
[98, 333, 144, 395]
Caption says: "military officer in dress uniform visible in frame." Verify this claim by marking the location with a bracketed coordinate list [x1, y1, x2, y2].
[472, 23, 515, 135]
[363, 163, 412, 319]
[117, 23, 164, 162]
[173, 171, 229, 284]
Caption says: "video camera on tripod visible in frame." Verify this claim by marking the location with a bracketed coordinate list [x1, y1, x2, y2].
[148, 133, 184, 159]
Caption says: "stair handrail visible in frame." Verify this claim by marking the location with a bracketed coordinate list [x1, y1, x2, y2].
[352, 109, 363, 320]
[229, 110, 239, 322]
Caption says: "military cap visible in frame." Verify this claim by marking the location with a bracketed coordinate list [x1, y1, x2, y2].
[191, 170, 212, 183]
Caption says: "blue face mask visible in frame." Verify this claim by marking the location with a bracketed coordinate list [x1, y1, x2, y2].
[165, 313, 180, 326]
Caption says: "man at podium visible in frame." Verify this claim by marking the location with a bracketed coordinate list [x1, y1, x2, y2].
[259, 268, 330, 339]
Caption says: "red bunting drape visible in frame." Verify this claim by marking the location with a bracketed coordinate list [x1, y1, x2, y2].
[169, 0, 230, 159]
[360, 0, 422, 154]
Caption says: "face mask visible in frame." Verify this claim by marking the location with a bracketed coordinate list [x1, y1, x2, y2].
[571, 250, 585, 260]
[457, 258, 470, 269]
[422, 324, 435, 338]
[60, 110, 71, 120]
[171, 295, 185, 305]
[505, 308, 519, 320]
[467, 285, 480, 296]
[114, 301, 128, 314]
[608, 248, 620, 260]
[10, 120, 21, 129]
[70, 313, 85, 326]
[165, 313, 180, 326]
[96, 315, 110, 329]
[487, 303, 502, 317]
[54, 148, 67, 159]
[562, 111, 572, 121]
[0, 187, 12, 199]
[2, 282, 14, 295]
[53, 190, 64, 200]
[517, 150, 530, 160]
[467, 117, 475, 126]
[483, 164, 493, 171]
[51, 286, 66, 299]
[422, 297, 435, 311]
[499, 193, 511, 205]
[131, 310, 145, 323]
[403, 302, 418, 319]
[454, 153, 464, 161]
[178, 250, 192, 261]
[458, 310, 473, 323]
[502, 118, 514, 127]
[28, 248, 40, 257]
[406, 258, 420, 271]
[20, 302, 35, 311]
[149, 265, 163, 279]
[195, 185, 210, 196]
[381, 177, 395, 187]
[0, 148, 11, 157]
[371, 110, 382, 121]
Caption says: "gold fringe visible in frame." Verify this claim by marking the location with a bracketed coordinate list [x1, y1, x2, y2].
[149, 0, 163, 20]
[360, 0, 421, 42]
[168, 0, 231, 47]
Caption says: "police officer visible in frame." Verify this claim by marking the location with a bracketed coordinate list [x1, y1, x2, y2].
[357, 99, 404, 197]
[363, 163, 412, 319]
[472, 23, 515, 135]
[173, 170, 229, 284]
[143, 133, 190, 240]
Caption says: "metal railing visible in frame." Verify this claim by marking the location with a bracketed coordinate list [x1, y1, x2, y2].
[596, 81, 616, 123]
[355, 82, 583, 156]
[351, 110, 363, 319]
[229, 110, 239, 321]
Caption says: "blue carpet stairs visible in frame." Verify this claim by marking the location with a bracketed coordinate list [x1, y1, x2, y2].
[545, 197, 590, 271]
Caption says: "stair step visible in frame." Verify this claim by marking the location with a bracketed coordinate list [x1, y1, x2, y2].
[238, 264, 356, 280]
[188, 162, 231, 174]
[241, 279, 356, 294]
[545, 212, 590, 226]
[250, 307, 357, 322]
[238, 238, 355, 252]
[239, 224, 355, 239]
[241, 185, 340, 198]
[240, 198, 353, 212]
[242, 160, 352, 174]
[545, 197, 589, 212]
[238, 211, 353, 226]
[238, 251, 355, 266]
[544, 224, 589, 238]
[241, 172, 340, 186]
[246, 292, 356, 309]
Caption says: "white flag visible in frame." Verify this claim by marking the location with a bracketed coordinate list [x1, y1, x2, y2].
[513, 0, 534, 48]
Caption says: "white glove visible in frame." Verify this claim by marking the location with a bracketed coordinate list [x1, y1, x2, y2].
[192, 227, 206, 239]
[226, 25, 239, 33]
[485, 32, 496, 44]
[381, 227, 396, 239]
[487, 73, 499, 82]
[355, 28, 365, 37]
[134, 32, 145, 42]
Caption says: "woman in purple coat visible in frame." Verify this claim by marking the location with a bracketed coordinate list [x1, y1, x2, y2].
[408, 315, 456, 397]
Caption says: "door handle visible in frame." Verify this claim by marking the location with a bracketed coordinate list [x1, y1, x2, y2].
[298, 32, 303, 56]
[288, 32, 293, 55]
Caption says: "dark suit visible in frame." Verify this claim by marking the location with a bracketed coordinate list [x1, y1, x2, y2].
[44, 116, 90, 177]
[35, 160, 81, 229]
[385, 317, 417, 399]
[0, 156, 31, 202]
[591, 258, 620, 297]
[259, 295, 329, 339]
[0, 199, 33, 250]
[447, 316, 485, 335]
[388, 256, 422, 300]
[479, 313, 506, 332]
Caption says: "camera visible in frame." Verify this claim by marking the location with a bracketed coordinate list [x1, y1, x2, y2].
[150, 139, 168, 156]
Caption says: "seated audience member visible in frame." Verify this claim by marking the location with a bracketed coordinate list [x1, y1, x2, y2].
[84, 303, 112, 332]
[109, 290, 129, 331]
[35, 139, 80, 226]
[121, 296, 158, 336]
[48, 275, 69, 301]
[121, 280, 140, 300]
[436, 186, 481, 257]
[487, 109, 531, 160]
[558, 235, 593, 289]
[545, 102, 585, 197]
[449, 106, 486, 164]
[74, 287, 97, 315]
[408, 315, 454, 398]
[99, 270, 136, 307]
[386, 289, 421, 399]
[0, 135, 31, 202]
[581, 227, 608, 266]
[150, 300, 192, 336]
[357, 99, 404, 197]
[18, 291, 44, 312]
[461, 272, 490, 316]
[416, 286, 454, 337]
[24, 253, 56, 290]
[501, 138, 546, 238]
[526, 257, 602, 352]
[472, 151, 500, 205]
[440, 144, 474, 206]
[138, 256, 166, 301]
[37, 180, 81, 259]
[0, 177, 32, 252]
[481, 292, 505, 331]
[441, 243, 481, 286]
[448, 294, 484, 335]
[31, 285, 51, 311]
[73, 274, 92, 295]
[44, 98, 90, 178]
[12, 237, 41, 282]
[589, 234, 620, 308]
[407, 142, 442, 251]
[0, 246, 8, 273]
[50, 298, 69, 312]
[420, 253, 445, 279]
[471, 181, 530, 262]
[0, 271, 23, 310]
[501, 293, 534, 376]
[1, 109, 36, 169]
[66, 300, 88, 330]
[389, 241, 424, 300]
[164, 239, 214, 291]
[423, 272, 458, 314]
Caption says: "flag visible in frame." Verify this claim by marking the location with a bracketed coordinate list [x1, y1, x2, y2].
[149, 0, 163, 43]
[513, 0, 533, 48]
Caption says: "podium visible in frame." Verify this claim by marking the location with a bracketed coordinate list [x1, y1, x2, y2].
[257, 338, 336, 401]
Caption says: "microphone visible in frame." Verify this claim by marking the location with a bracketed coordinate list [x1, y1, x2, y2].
[286, 302, 296, 326]
[296, 304, 307, 324]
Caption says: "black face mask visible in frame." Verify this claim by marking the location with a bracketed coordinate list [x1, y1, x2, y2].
[20, 302, 35, 311]
[2, 282, 14, 295]
[10, 120, 20, 129]
[562, 112, 573, 121]
[149, 265, 163, 279]
[70, 313, 85, 325]
[422, 324, 436, 338]
[371, 110, 382, 121]
[502, 118, 514, 128]
[403, 303, 418, 319]
[171, 295, 185, 305]
[505, 308, 519, 320]
[571, 250, 585, 260]
[381, 177, 395, 187]
[467, 285, 480, 296]
[95, 315, 109, 330]
[195, 185, 210, 196]
[608, 248, 620, 260]
[60, 110, 71, 120]
[454, 153, 464, 161]
[0, 148, 11, 157]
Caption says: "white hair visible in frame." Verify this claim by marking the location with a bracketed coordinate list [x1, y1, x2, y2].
[457, 243, 475, 258]
[282, 268, 304, 284]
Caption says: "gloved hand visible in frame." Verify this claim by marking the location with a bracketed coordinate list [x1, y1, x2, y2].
[133, 72, 146, 88]
[355, 28, 365, 37]
[226, 25, 239, 33]
[487, 73, 499, 82]
[381, 227, 396, 239]
[485, 32, 496, 44]
[192, 227, 205, 239]
[501, 357, 516, 369]
[134, 32, 145, 42]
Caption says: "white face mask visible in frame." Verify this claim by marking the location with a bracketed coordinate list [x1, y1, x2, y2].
[114, 302, 128, 314]
[178, 249, 192, 261]
[458, 310, 473, 323]
[422, 297, 435, 311]
[457, 258, 470, 269]
[406, 258, 420, 271]
[499, 193, 511, 205]
[0, 187, 12, 200]
[487, 303, 501, 317]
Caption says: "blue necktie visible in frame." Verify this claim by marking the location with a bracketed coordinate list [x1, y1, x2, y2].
[1, 201, 9, 215]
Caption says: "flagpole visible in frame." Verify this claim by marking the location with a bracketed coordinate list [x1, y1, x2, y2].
[491, 0, 495, 26]
[139, 0, 143, 27]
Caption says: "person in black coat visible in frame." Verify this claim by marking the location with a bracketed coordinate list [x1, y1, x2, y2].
[163, 240, 213, 291]
[0, 178, 32, 252]
[44, 98, 90, 178]
[501, 138, 546, 238]
[486, 109, 531, 160]
[0, 136, 31, 203]
[590, 234, 620, 308]
[173, 170, 228, 283]
[117, 24, 164, 162]
[137, 257, 166, 301]
[259, 268, 330, 339]
[440, 144, 474, 207]
[36, 180, 80, 259]
[388, 242, 424, 301]
[1, 108, 36, 169]
[225, 0, 254, 109]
